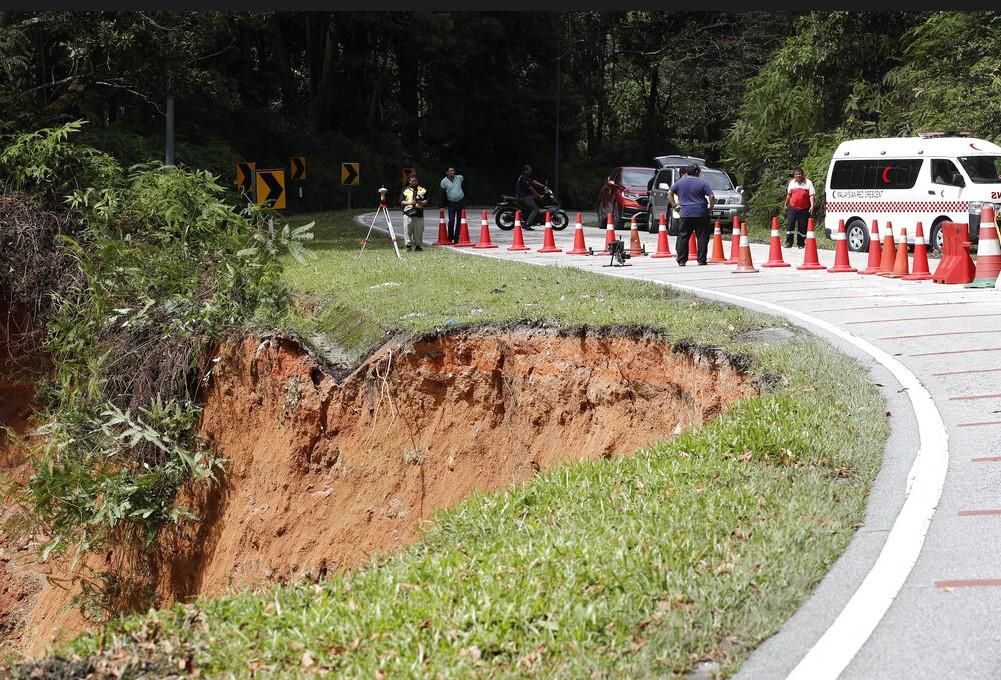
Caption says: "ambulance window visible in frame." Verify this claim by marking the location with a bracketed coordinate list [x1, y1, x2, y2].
[931, 160, 960, 185]
[830, 159, 923, 190]
[958, 156, 1001, 184]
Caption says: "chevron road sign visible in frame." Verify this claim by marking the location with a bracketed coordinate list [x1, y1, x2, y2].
[255, 169, 286, 210]
[291, 156, 306, 181]
[341, 162, 359, 186]
[236, 161, 256, 194]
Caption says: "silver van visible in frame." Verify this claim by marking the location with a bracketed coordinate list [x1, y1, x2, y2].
[646, 156, 745, 234]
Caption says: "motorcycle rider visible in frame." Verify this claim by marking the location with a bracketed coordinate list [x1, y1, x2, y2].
[515, 164, 546, 229]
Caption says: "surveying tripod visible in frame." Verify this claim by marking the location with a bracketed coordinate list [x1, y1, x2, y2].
[360, 187, 402, 260]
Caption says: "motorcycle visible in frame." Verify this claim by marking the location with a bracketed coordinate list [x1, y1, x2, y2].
[494, 185, 569, 231]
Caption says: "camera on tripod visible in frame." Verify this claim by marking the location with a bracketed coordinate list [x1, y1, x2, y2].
[603, 239, 631, 267]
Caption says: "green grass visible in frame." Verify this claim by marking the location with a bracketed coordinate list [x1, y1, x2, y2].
[41, 209, 888, 679]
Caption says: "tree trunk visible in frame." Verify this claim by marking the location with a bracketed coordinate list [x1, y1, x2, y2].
[393, 30, 420, 149]
[0, 11, 12, 29]
[308, 16, 337, 132]
[271, 15, 301, 120]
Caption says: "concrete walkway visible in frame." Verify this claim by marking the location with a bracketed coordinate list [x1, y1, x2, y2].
[357, 212, 1001, 680]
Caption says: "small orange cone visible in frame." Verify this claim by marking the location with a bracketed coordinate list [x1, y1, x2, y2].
[599, 211, 615, 256]
[762, 216, 791, 268]
[474, 210, 498, 249]
[725, 215, 740, 264]
[508, 210, 530, 252]
[433, 208, 451, 245]
[859, 220, 882, 275]
[797, 217, 825, 270]
[709, 220, 726, 263]
[688, 230, 697, 257]
[454, 209, 474, 247]
[967, 204, 1001, 288]
[538, 212, 562, 253]
[904, 222, 932, 281]
[733, 223, 758, 273]
[567, 212, 590, 255]
[827, 219, 858, 273]
[629, 216, 645, 256]
[877, 223, 896, 275]
[881, 227, 909, 278]
[651, 212, 673, 258]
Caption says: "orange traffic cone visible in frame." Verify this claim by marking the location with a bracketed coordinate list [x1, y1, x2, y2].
[797, 217, 825, 270]
[688, 231, 697, 258]
[828, 219, 858, 273]
[877, 223, 896, 275]
[433, 208, 451, 245]
[567, 212, 590, 255]
[474, 209, 498, 249]
[859, 220, 882, 275]
[629, 216, 645, 256]
[762, 216, 791, 268]
[538, 212, 562, 253]
[508, 210, 530, 252]
[725, 215, 740, 264]
[967, 204, 1001, 288]
[881, 227, 909, 278]
[454, 209, 474, 247]
[904, 222, 932, 281]
[599, 211, 615, 256]
[651, 212, 673, 258]
[709, 220, 726, 263]
[733, 223, 758, 273]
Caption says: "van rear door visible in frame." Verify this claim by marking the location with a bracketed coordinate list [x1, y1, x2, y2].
[649, 168, 675, 233]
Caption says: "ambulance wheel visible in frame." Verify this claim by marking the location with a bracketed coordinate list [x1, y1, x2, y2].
[845, 218, 869, 252]
[928, 218, 948, 256]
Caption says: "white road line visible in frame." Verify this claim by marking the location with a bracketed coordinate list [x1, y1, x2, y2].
[360, 214, 950, 679]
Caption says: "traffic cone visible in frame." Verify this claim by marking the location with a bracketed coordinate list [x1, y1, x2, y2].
[797, 217, 825, 270]
[651, 212, 673, 258]
[877, 224, 896, 275]
[827, 219, 858, 273]
[733, 222, 758, 273]
[474, 209, 498, 249]
[508, 210, 530, 252]
[433, 208, 450, 245]
[629, 216, 645, 256]
[725, 215, 740, 264]
[762, 216, 791, 268]
[688, 231, 697, 257]
[567, 212, 590, 255]
[599, 211, 615, 256]
[967, 204, 1001, 288]
[454, 209, 474, 247]
[709, 220, 726, 263]
[859, 219, 882, 275]
[538, 212, 562, 253]
[881, 227, 909, 278]
[904, 222, 933, 281]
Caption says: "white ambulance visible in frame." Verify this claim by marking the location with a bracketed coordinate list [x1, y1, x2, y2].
[824, 131, 1001, 254]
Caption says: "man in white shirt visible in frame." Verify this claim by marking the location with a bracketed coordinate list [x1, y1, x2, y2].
[784, 167, 815, 248]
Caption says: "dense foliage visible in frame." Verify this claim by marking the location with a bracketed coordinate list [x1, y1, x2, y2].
[0, 121, 313, 616]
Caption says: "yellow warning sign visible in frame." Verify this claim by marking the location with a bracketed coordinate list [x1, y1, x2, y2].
[255, 169, 286, 210]
[236, 162, 256, 193]
[290, 156, 306, 181]
[341, 162, 360, 186]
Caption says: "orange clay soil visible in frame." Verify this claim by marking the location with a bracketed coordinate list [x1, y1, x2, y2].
[13, 325, 757, 655]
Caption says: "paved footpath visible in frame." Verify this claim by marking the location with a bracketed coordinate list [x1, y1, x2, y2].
[358, 212, 1001, 680]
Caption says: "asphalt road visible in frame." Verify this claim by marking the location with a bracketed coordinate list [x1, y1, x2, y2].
[359, 211, 1001, 680]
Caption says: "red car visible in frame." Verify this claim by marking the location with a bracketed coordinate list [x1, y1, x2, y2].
[597, 166, 655, 227]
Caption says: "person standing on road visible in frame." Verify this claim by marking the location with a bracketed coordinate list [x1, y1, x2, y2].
[668, 164, 715, 266]
[400, 173, 428, 251]
[440, 167, 465, 244]
[784, 166, 815, 248]
[515, 164, 545, 230]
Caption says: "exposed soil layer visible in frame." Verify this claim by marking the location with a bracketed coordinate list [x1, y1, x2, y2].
[15, 327, 756, 655]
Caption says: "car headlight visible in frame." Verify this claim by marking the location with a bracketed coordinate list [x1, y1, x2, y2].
[622, 191, 640, 201]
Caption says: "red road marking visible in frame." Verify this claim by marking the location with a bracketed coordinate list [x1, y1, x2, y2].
[880, 329, 1001, 340]
[935, 579, 1001, 588]
[971, 456, 1001, 462]
[958, 420, 1001, 427]
[950, 393, 1001, 401]
[843, 313, 1000, 326]
[934, 367, 1001, 377]
[911, 347, 1001, 357]
[959, 509, 1001, 516]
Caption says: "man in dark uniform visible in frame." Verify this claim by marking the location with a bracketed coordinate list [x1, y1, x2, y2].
[515, 164, 545, 229]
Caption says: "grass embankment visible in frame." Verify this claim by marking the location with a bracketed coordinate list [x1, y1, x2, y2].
[50, 209, 887, 679]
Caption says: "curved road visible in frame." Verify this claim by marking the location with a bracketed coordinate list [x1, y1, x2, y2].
[357, 212, 1001, 679]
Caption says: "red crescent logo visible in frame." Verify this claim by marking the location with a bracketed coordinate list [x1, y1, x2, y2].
[970, 143, 981, 151]
[882, 166, 892, 183]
